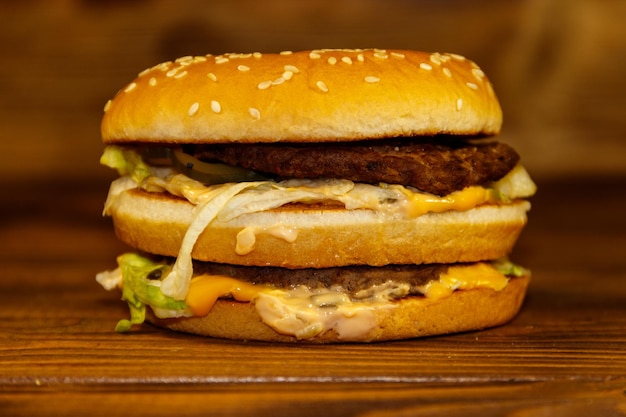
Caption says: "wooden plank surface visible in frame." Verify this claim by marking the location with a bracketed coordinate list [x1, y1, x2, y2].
[2, 1, 625, 414]
[1, 179, 625, 416]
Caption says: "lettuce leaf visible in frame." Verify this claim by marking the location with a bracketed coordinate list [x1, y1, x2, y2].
[113, 253, 188, 332]
[100, 146, 152, 185]
[492, 259, 527, 277]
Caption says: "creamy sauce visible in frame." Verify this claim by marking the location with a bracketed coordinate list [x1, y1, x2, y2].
[235, 225, 299, 255]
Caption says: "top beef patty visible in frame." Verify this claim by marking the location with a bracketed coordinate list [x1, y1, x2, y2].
[190, 138, 519, 196]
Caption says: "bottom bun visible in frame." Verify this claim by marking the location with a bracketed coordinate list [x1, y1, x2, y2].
[146, 275, 529, 343]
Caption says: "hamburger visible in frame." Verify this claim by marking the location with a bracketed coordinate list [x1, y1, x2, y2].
[96, 49, 536, 343]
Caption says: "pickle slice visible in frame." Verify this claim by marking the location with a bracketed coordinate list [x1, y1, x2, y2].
[170, 148, 270, 185]
[141, 146, 173, 166]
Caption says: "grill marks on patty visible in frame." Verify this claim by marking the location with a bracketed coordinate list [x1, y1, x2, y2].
[190, 138, 520, 196]
[192, 262, 450, 299]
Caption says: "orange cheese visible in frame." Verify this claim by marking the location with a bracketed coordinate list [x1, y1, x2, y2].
[420, 262, 509, 300]
[186, 274, 265, 316]
[403, 186, 496, 218]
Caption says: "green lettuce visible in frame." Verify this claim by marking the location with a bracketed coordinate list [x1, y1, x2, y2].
[114, 253, 188, 332]
[492, 259, 527, 277]
[100, 146, 152, 185]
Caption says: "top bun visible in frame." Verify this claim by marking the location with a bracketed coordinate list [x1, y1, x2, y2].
[102, 49, 502, 144]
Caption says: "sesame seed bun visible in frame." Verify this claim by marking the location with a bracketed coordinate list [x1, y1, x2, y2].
[101, 49, 502, 144]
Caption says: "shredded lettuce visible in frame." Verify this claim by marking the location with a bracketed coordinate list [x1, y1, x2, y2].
[160, 181, 265, 300]
[100, 145, 152, 185]
[492, 259, 527, 277]
[112, 253, 188, 332]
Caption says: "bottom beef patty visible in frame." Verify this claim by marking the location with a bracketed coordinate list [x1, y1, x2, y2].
[188, 261, 451, 299]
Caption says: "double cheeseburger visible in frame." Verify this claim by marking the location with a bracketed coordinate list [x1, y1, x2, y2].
[96, 49, 536, 343]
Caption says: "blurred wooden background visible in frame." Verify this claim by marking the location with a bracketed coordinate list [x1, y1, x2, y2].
[1, 0, 624, 186]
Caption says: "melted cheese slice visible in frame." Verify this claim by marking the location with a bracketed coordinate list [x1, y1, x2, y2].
[403, 186, 494, 217]
[186, 275, 264, 316]
[184, 262, 510, 340]
[418, 263, 509, 300]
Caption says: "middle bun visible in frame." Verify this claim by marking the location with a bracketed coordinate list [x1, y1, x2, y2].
[108, 189, 530, 268]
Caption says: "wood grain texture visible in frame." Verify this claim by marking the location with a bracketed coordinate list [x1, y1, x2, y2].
[1, 179, 625, 416]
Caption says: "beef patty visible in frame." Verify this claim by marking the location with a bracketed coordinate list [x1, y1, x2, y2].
[189, 138, 519, 196]
[188, 261, 451, 299]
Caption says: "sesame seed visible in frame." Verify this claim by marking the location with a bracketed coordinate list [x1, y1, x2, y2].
[207, 72, 217, 82]
[466, 82, 479, 90]
[309, 52, 321, 59]
[272, 77, 285, 85]
[237, 65, 250, 72]
[429, 54, 442, 66]
[442, 68, 452, 77]
[364, 76, 380, 83]
[138, 67, 151, 77]
[215, 57, 229, 64]
[154, 62, 171, 72]
[328, 57, 337, 65]
[188, 102, 199, 116]
[373, 52, 388, 59]
[249, 107, 261, 120]
[419, 63, 433, 71]
[149, 77, 157, 86]
[341, 56, 353, 65]
[253, 52, 262, 58]
[284, 65, 299, 73]
[316, 80, 329, 93]
[103, 100, 112, 112]
[211, 100, 221, 113]
[280, 50, 293, 55]
[257, 80, 272, 90]
[166, 68, 179, 77]
[174, 70, 188, 79]
[176, 56, 193, 63]
[471, 68, 485, 80]
[282, 70, 294, 80]
[357, 53, 365, 62]
[391, 52, 405, 59]
[193, 56, 207, 63]
[124, 82, 137, 93]
[456, 98, 463, 111]
[450, 53, 466, 61]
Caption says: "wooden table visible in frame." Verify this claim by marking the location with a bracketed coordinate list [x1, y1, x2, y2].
[1, 178, 625, 416]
